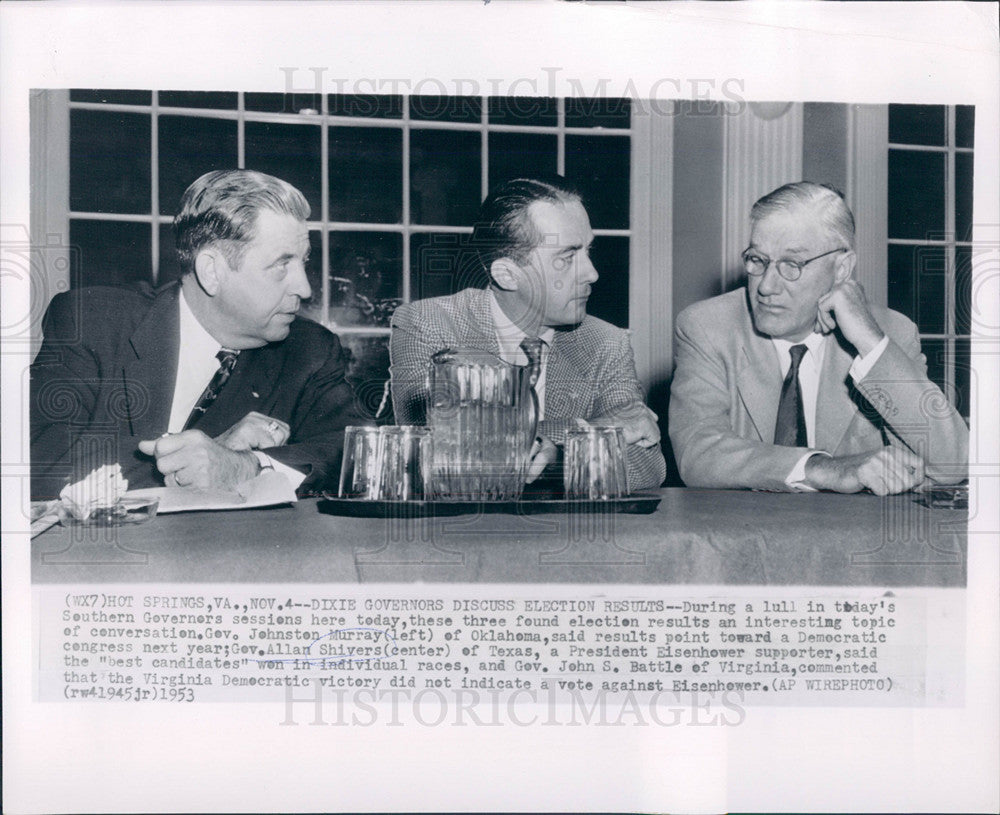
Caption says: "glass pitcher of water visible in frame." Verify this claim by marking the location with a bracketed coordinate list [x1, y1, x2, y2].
[427, 348, 537, 501]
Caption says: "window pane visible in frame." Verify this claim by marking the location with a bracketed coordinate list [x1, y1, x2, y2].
[410, 232, 485, 300]
[158, 91, 238, 109]
[328, 95, 403, 119]
[244, 121, 323, 215]
[409, 95, 481, 124]
[158, 116, 238, 216]
[888, 104, 946, 146]
[955, 152, 974, 243]
[245, 91, 323, 114]
[70, 220, 151, 288]
[340, 335, 392, 422]
[487, 97, 557, 127]
[328, 126, 403, 223]
[955, 105, 975, 148]
[565, 135, 630, 230]
[70, 109, 151, 214]
[70, 89, 151, 106]
[158, 222, 183, 285]
[322, 232, 403, 328]
[888, 150, 945, 240]
[588, 236, 630, 328]
[410, 130, 481, 226]
[955, 245, 972, 336]
[888, 244, 946, 335]
[954, 338, 970, 421]
[565, 97, 631, 129]
[488, 132, 558, 190]
[921, 338, 947, 398]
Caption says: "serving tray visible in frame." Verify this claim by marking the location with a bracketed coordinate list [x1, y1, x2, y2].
[317, 493, 661, 518]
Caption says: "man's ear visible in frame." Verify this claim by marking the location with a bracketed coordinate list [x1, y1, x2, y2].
[193, 248, 226, 296]
[834, 249, 857, 284]
[490, 258, 520, 292]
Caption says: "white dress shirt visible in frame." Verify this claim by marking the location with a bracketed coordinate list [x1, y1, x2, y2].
[779, 331, 889, 488]
[167, 290, 306, 490]
[489, 291, 556, 419]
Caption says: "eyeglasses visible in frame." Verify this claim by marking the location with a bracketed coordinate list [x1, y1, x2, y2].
[742, 247, 847, 282]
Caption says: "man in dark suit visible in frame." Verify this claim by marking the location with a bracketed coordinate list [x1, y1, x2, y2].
[390, 176, 666, 491]
[669, 181, 968, 494]
[31, 169, 359, 499]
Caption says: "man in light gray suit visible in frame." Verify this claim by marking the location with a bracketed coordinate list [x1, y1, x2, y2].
[669, 181, 968, 494]
[390, 176, 666, 491]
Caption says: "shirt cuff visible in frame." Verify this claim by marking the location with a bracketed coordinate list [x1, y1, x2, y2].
[849, 334, 889, 382]
[252, 451, 308, 492]
[785, 451, 830, 492]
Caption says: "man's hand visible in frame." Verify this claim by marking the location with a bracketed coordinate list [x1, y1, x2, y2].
[587, 403, 660, 448]
[804, 447, 925, 495]
[816, 279, 885, 357]
[138, 431, 261, 490]
[214, 412, 290, 452]
[525, 435, 558, 484]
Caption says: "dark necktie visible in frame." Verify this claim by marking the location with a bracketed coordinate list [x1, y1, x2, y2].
[520, 337, 544, 388]
[773, 343, 808, 447]
[183, 349, 240, 431]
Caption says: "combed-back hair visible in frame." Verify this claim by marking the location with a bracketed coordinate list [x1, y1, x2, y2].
[174, 169, 310, 274]
[473, 175, 582, 275]
[750, 181, 856, 250]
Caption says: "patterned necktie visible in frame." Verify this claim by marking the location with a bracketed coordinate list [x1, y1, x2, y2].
[183, 348, 240, 431]
[520, 337, 544, 388]
[773, 344, 808, 447]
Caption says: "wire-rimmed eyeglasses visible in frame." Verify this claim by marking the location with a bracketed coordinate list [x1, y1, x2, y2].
[742, 247, 848, 282]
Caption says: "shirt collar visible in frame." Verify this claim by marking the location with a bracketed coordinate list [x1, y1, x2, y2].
[488, 289, 556, 350]
[179, 286, 225, 357]
[771, 331, 827, 372]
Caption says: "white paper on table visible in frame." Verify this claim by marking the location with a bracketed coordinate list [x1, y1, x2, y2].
[128, 469, 298, 513]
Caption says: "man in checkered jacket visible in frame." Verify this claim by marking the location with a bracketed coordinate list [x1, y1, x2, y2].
[389, 176, 666, 492]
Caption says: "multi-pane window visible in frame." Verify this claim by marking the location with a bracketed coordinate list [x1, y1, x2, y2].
[886, 104, 974, 420]
[67, 91, 632, 417]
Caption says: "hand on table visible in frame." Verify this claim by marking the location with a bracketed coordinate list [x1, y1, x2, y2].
[214, 412, 290, 452]
[804, 447, 925, 496]
[586, 402, 660, 448]
[138, 430, 260, 490]
[815, 279, 885, 357]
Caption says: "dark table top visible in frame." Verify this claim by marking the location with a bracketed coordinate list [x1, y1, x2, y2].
[31, 489, 967, 586]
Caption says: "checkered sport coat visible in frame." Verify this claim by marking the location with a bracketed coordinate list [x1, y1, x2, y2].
[389, 287, 666, 491]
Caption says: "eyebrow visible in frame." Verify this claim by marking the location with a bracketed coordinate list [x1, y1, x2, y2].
[268, 251, 301, 267]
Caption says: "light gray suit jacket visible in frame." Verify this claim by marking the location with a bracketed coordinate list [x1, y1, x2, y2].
[390, 288, 666, 491]
[668, 288, 968, 491]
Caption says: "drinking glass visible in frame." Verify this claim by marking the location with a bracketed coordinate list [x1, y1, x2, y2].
[563, 425, 629, 500]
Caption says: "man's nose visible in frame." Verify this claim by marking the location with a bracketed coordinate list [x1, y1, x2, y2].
[756, 261, 783, 295]
[579, 254, 599, 285]
[289, 260, 312, 301]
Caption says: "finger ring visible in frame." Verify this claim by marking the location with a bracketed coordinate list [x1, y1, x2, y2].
[266, 421, 280, 434]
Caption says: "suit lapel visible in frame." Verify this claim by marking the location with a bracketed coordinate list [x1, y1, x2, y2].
[815, 333, 857, 452]
[735, 328, 781, 443]
[546, 329, 591, 419]
[192, 341, 284, 436]
[123, 284, 179, 438]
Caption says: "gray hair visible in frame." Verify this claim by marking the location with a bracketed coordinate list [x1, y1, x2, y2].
[174, 169, 310, 274]
[750, 181, 856, 250]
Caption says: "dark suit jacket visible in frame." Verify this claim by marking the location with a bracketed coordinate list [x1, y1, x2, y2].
[668, 288, 969, 491]
[30, 282, 360, 499]
[389, 287, 666, 491]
